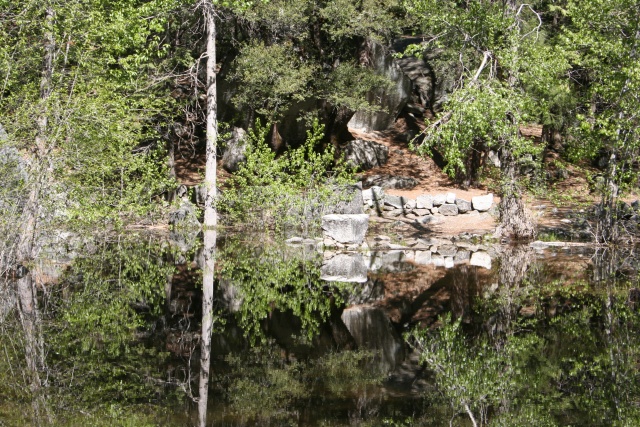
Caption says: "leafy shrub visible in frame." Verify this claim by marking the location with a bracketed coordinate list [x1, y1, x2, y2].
[218, 118, 354, 233]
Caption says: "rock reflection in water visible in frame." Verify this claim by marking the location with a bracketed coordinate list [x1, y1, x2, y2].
[341, 306, 405, 373]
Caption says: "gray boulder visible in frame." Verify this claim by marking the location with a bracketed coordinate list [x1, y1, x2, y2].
[322, 214, 369, 244]
[416, 194, 434, 209]
[222, 127, 248, 173]
[470, 251, 492, 269]
[384, 194, 406, 209]
[439, 204, 459, 216]
[455, 198, 472, 213]
[169, 201, 201, 229]
[343, 139, 389, 170]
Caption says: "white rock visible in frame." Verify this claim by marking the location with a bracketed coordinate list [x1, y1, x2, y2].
[470, 251, 492, 269]
[414, 251, 432, 265]
[472, 194, 494, 212]
[416, 195, 434, 209]
[433, 194, 447, 206]
[446, 192, 456, 204]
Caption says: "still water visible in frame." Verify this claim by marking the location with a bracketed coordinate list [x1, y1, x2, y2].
[1, 232, 639, 426]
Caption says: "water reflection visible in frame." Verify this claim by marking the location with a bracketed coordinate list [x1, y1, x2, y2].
[1, 231, 640, 425]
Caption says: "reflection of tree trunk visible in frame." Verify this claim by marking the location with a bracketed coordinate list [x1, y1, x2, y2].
[487, 246, 535, 336]
[198, 228, 217, 427]
[16, 274, 48, 424]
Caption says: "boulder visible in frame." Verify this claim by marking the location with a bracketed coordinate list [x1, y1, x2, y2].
[472, 194, 494, 212]
[322, 214, 369, 244]
[404, 199, 417, 210]
[416, 215, 444, 225]
[221, 127, 248, 172]
[321, 253, 368, 283]
[455, 198, 472, 213]
[384, 194, 406, 209]
[470, 251, 492, 269]
[343, 139, 389, 170]
[363, 174, 418, 189]
[432, 194, 447, 206]
[413, 208, 431, 216]
[439, 204, 459, 216]
[446, 192, 456, 204]
[416, 194, 434, 209]
[414, 250, 432, 265]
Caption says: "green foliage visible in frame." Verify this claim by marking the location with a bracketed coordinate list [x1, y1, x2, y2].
[219, 119, 354, 232]
[46, 236, 175, 408]
[219, 236, 353, 342]
[230, 42, 316, 121]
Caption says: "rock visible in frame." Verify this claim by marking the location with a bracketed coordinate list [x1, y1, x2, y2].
[413, 209, 431, 216]
[454, 250, 470, 262]
[632, 200, 640, 211]
[487, 150, 501, 167]
[446, 192, 456, 204]
[330, 182, 364, 214]
[384, 194, 406, 209]
[363, 174, 419, 189]
[321, 252, 368, 283]
[414, 250, 432, 265]
[285, 237, 304, 244]
[444, 257, 454, 269]
[222, 127, 248, 172]
[343, 139, 389, 170]
[439, 204, 459, 216]
[348, 40, 412, 133]
[431, 254, 445, 267]
[432, 194, 447, 206]
[404, 199, 417, 210]
[437, 245, 458, 257]
[385, 208, 404, 217]
[169, 201, 200, 229]
[431, 207, 439, 214]
[322, 214, 369, 244]
[455, 198, 472, 213]
[470, 251, 492, 269]
[472, 194, 494, 212]
[416, 194, 434, 209]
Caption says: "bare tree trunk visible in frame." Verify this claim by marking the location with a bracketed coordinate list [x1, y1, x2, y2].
[203, 2, 218, 229]
[198, 228, 217, 427]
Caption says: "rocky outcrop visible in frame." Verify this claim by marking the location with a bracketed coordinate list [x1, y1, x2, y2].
[348, 41, 412, 132]
[321, 252, 368, 283]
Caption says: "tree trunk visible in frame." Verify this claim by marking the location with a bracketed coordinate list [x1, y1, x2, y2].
[495, 145, 536, 240]
[203, 3, 218, 229]
[198, 228, 216, 427]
